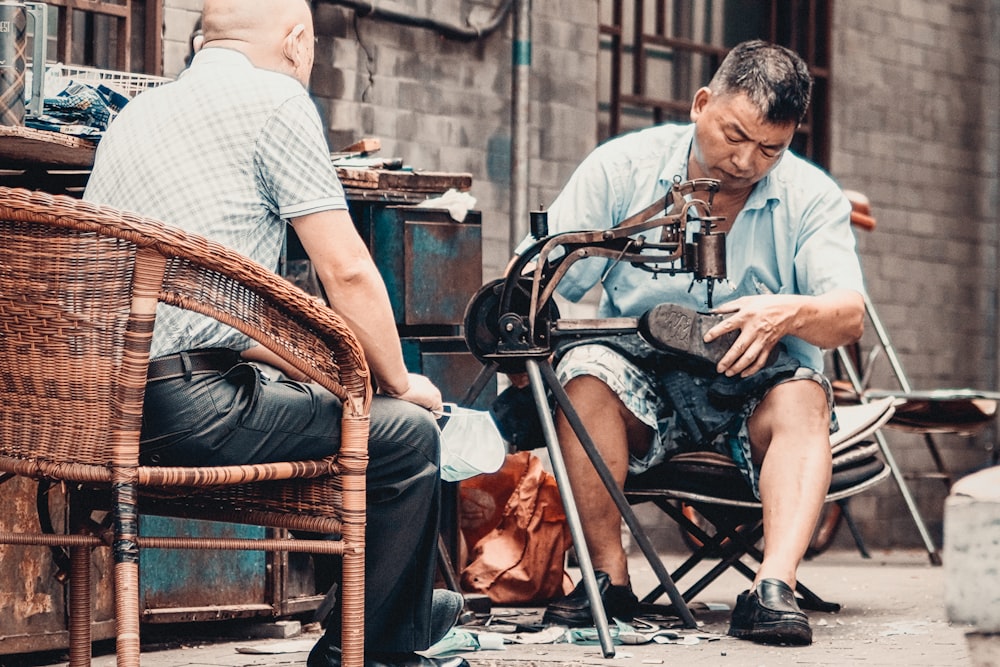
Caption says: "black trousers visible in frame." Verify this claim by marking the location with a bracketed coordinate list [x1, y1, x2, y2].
[141, 361, 441, 652]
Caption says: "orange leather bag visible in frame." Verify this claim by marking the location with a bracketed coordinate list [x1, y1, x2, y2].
[459, 451, 573, 604]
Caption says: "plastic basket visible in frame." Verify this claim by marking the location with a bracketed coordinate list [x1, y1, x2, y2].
[48, 64, 172, 99]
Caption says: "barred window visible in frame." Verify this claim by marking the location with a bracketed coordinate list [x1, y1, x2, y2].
[33, 0, 163, 74]
[599, 0, 831, 166]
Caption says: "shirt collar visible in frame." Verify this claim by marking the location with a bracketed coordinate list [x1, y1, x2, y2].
[187, 46, 255, 70]
[657, 124, 695, 187]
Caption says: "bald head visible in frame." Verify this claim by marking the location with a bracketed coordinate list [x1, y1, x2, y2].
[201, 0, 315, 86]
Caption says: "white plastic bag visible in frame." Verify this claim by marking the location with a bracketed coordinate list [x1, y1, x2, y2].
[438, 403, 506, 482]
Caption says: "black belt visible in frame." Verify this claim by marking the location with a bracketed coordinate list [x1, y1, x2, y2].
[146, 349, 241, 382]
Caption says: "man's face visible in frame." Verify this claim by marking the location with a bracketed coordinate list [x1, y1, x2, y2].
[689, 89, 797, 194]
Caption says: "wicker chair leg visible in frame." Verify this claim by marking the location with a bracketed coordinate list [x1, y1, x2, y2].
[113, 482, 142, 667]
[114, 561, 141, 667]
[68, 544, 92, 667]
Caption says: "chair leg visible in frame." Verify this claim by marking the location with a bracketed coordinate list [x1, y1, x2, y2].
[695, 505, 843, 613]
[437, 534, 463, 592]
[837, 500, 872, 559]
[835, 345, 942, 564]
[921, 433, 953, 489]
[113, 482, 141, 667]
[68, 545, 92, 667]
[65, 496, 96, 667]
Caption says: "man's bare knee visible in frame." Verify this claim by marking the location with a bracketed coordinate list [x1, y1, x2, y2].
[561, 375, 651, 458]
[749, 380, 830, 460]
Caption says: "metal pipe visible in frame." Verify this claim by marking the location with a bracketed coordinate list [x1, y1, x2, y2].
[525, 359, 615, 657]
[320, 0, 514, 42]
[509, 0, 531, 254]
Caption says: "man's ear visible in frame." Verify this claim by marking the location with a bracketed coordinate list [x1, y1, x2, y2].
[690, 87, 711, 122]
[282, 23, 306, 65]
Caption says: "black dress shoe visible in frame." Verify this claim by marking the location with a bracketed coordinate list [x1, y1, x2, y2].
[727, 578, 812, 645]
[307, 637, 470, 667]
[542, 570, 639, 627]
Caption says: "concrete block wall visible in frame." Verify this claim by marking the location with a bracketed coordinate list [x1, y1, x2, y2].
[162, 0, 204, 78]
[829, 0, 1000, 548]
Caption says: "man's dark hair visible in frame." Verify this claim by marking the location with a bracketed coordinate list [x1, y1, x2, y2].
[709, 39, 813, 125]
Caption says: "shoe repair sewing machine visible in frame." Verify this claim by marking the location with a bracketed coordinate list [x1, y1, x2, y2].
[460, 177, 729, 657]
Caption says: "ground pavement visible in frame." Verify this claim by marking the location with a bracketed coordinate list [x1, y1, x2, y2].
[0, 549, 978, 667]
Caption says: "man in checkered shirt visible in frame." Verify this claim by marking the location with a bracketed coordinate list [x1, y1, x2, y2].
[84, 2, 466, 667]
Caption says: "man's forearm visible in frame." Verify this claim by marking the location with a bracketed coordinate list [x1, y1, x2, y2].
[318, 263, 411, 396]
[786, 289, 865, 350]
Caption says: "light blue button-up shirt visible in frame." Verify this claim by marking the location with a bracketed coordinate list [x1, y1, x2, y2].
[522, 123, 866, 371]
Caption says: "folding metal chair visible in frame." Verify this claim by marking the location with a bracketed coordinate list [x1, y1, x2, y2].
[830, 192, 1000, 565]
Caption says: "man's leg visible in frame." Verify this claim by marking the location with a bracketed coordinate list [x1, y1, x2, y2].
[359, 395, 442, 652]
[727, 378, 832, 645]
[554, 375, 652, 587]
[142, 367, 454, 660]
[747, 379, 833, 588]
[540, 374, 652, 628]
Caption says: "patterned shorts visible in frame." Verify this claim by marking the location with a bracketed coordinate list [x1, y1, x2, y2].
[554, 343, 837, 499]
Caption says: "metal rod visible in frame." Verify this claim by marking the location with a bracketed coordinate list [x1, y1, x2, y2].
[458, 360, 499, 407]
[509, 0, 531, 254]
[835, 346, 941, 564]
[863, 294, 913, 394]
[525, 359, 615, 657]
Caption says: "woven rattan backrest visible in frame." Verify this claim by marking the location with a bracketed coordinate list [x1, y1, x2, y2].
[0, 186, 371, 479]
[0, 203, 142, 475]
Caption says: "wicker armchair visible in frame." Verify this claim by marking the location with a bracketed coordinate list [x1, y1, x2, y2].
[0, 187, 371, 667]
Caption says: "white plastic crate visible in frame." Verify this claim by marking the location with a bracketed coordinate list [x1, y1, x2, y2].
[48, 64, 172, 99]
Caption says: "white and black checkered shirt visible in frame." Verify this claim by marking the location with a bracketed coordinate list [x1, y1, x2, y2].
[84, 48, 347, 359]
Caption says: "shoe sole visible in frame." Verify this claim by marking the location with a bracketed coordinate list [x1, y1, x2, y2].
[638, 303, 737, 367]
[728, 620, 813, 646]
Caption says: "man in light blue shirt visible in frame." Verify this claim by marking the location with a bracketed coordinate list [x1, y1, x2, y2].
[532, 40, 866, 645]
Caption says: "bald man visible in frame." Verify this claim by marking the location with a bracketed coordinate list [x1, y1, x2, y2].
[84, 2, 466, 666]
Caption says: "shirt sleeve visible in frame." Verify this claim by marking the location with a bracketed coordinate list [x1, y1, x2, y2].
[255, 94, 348, 219]
[792, 187, 868, 298]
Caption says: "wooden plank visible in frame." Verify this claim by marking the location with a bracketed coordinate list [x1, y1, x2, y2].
[377, 170, 472, 193]
[335, 166, 472, 193]
[336, 137, 381, 154]
[336, 167, 381, 189]
[0, 126, 96, 169]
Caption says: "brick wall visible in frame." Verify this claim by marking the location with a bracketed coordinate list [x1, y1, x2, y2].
[162, 0, 204, 78]
[829, 0, 1000, 549]
[310, 1, 599, 279]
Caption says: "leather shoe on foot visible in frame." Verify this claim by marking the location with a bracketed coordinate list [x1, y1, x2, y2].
[542, 570, 639, 627]
[307, 639, 470, 667]
[727, 578, 812, 645]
